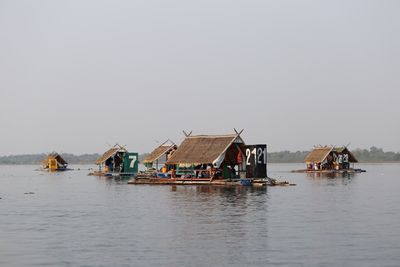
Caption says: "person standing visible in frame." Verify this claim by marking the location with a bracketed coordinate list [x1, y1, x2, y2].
[343, 154, 349, 169]
[338, 154, 343, 169]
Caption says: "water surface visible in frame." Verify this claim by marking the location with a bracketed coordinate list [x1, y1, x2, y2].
[1, 164, 399, 266]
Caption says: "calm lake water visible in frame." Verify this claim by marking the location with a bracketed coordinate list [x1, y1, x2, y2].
[1, 164, 400, 267]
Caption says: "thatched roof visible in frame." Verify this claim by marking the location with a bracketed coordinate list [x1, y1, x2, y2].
[304, 147, 333, 163]
[142, 143, 177, 164]
[95, 145, 127, 165]
[42, 152, 67, 165]
[333, 147, 358, 163]
[166, 134, 244, 166]
[304, 146, 358, 163]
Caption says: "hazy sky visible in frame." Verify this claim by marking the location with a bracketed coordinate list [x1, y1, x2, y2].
[0, 0, 399, 155]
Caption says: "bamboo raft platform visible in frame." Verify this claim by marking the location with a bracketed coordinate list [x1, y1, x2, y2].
[291, 168, 366, 174]
[88, 171, 136, 177]
[37, 168, 73, 172]
[127, 177, 295, 187]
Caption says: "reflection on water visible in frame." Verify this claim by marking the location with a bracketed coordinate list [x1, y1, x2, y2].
[1, 164, 400, 267]
[305, 171, 355, 179]
[305, 172, 356, 186]
[173, 184, 267, 194]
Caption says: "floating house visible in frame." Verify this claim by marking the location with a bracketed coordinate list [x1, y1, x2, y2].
[142, 140, 177, 171]
[129, 131, 284, 186]
[93, 144, 139, 177]
[165, 133, 247, 179]
[42, 152, 69, 171]
[293, 146, 364, 173]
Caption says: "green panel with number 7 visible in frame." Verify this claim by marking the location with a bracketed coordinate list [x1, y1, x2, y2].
[123, 152, 139, 174]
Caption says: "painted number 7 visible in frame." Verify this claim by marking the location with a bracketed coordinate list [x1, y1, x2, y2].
[129, 155, 137, 168]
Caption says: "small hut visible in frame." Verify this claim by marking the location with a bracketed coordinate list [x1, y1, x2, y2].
[304, 146, 358, 171]
[95, 144, 139, 176]
[165, 133, 246, 179]
[142, 140, 177, 171]
[42, 152, 68, 171]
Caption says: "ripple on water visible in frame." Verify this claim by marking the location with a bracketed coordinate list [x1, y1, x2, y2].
[1, 164, 400, 266]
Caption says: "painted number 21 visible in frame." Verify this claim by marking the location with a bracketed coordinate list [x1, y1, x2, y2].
[245, 148, 266, 165]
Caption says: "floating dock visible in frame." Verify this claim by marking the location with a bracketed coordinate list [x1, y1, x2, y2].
[90, 144, 139, 178]
[41, 152, 71, 172]
[293, 145, 366, 174]
[88, 171, 136, 177]
[291, 168, 366, 174]
[127, 131, 295, 187]
[127, 177, 295, 187]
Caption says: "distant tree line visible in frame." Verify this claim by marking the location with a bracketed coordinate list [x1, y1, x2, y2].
[0, 147, 399, 165]
[352, 147, 400, 163]
[0, 153, 101, 165]
[267, 151, 309, 163]
[0, 153, 151, 165]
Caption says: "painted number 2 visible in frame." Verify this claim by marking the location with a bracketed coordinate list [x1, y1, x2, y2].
[246, 148, 266, 165]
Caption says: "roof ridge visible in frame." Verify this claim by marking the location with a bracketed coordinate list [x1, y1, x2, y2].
[188, 134, 237, 138]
